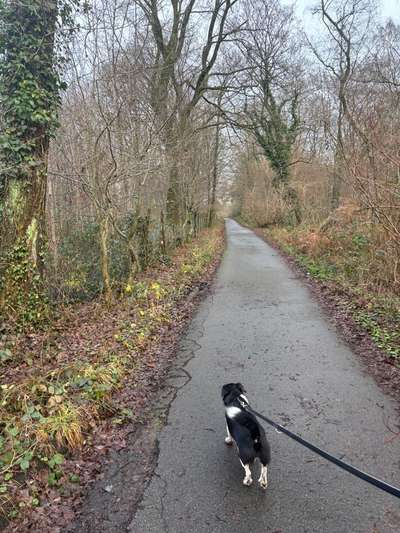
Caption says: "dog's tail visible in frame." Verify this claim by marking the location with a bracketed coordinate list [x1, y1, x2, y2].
[253, 435, 262, 451]
[242, 411, 262, 452]
[243, 412, 262, 451]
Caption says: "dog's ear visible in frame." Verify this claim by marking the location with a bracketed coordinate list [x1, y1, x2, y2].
[221, 384, 230, 399]
[236, 383, 245, 393]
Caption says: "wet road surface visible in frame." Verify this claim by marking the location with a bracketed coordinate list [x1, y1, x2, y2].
[128, 219, 400, 533]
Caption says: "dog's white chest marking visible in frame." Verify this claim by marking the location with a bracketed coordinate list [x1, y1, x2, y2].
[226, 406, 241, 419]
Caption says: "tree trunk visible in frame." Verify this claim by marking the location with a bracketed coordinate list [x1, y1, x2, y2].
[0, 0, 58, 325]
[208, 119, 221, 226]
[5, 172, 47, 267]
[137, 210, 151, 269]
[47, 168, 59, 273]
[0, 169, 48, 326]
[332, 100, 345, 210]
[127, 243, 141, 285]
[282, 182, 302, 225]
[160, 211, 167, 255]
[99, 215, 112, 300]
[166, 147, 182, 228]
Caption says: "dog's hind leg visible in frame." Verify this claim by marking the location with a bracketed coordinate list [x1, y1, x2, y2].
[225, 424, 233, 445]
[258, 464, 268, 489]
[240, 461, 253, 486]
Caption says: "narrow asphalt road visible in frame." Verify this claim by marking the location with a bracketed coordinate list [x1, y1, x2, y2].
[129, 219, 400, 533]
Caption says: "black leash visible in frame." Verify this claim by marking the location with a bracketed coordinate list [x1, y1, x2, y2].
[246, 404, 400, 499]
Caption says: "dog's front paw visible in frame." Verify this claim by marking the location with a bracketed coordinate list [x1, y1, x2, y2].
[258, 478, 268, 490]
[224, 436, 233, 445]
[243, 476, 253, 486]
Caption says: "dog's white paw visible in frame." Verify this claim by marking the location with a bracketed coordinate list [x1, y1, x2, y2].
[224, 436, 233, 445]
[258, 466, 268, 489]
[243, 476, 253, 486]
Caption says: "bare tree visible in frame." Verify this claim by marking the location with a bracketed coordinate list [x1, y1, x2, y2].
[137, 0, 239, 229]
[44, 0, 231, 299]
[308, 0, 374, 209]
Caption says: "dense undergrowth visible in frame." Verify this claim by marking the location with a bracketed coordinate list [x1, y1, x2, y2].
[0, 226, 223, 524]
[259, 222, 400, 362]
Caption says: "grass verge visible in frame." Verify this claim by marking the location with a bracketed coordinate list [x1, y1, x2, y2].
[256, 223, 400, 364]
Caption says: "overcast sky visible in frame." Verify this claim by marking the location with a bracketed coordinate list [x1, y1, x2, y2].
[295, 0, 400, 23]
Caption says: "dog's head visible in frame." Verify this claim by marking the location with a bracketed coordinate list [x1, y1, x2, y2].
[221, 382, 246, 406]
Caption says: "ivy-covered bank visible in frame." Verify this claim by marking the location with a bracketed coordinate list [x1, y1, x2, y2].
[0, 226, 223, 529]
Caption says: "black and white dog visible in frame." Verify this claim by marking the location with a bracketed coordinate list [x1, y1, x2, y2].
[221, 383, 271, 489]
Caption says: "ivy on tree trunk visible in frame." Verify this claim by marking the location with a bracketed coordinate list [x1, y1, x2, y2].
[0, 0, 80, 327]
[250, 92, 302, 225]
